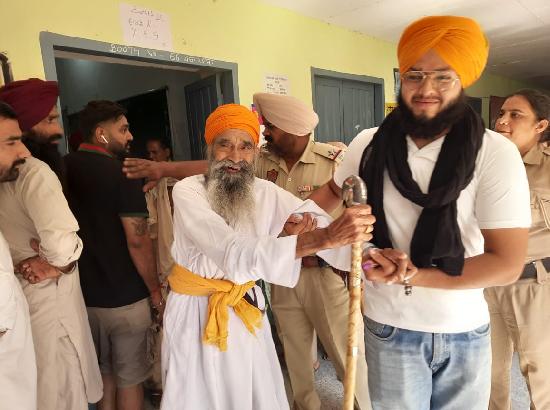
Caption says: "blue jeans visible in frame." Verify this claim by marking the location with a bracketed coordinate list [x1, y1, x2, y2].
[364, 316, 491, 410]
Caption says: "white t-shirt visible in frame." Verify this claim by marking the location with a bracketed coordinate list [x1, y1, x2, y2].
[334, 127, 531, 333]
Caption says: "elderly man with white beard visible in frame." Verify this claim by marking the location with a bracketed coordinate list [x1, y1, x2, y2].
[161, 104, 375, 410]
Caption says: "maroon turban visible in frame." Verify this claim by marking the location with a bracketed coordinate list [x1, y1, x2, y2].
[0, 78, 59, 132]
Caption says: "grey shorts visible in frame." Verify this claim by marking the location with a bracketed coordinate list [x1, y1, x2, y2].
[87, 297, 152, 387]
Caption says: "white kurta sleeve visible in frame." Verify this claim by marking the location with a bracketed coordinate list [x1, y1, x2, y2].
[173, 179, 302, 286]
[0, 276, 16, 332]
[17, 160, 82, 266]
[0, 235, 16, 331]
[255, 182, 352, 272]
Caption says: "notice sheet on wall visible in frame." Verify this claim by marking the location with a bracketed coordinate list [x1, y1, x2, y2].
[264, 74, 290, 95]
[120, 3, 173, 51]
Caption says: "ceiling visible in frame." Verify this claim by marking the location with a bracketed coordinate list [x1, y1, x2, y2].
[262, 0, 550, 89]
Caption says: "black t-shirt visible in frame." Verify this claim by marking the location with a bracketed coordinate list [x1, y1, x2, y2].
[65, 145, 149, 308]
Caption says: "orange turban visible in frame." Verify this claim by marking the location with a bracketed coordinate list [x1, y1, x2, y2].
[204, 104, 260, 145]
[398, 16, 489, 88]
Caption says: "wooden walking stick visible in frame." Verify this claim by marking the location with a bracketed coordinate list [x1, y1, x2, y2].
[342, 175, 368, 410]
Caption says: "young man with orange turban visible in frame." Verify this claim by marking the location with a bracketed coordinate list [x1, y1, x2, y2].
[160, 104, 374, 410]
[307, 16, 532, 409]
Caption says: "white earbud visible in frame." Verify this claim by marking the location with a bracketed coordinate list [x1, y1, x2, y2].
[100, 134, 108, 144]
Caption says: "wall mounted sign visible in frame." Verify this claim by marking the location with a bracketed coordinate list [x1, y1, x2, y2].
[264, 74, 290, 95]
[120, 3, 173, 51]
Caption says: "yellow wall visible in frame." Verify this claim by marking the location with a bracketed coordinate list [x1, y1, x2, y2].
[1, 0, 397, 108]
[466, 71, 543, 124]
[0, 0, 543, 122]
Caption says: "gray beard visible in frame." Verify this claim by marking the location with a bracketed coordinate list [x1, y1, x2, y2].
[205, 159, 256, 232]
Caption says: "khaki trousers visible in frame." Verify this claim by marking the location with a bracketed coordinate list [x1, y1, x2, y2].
[271, 267, 371, 410]
[485, 279, 550, 410]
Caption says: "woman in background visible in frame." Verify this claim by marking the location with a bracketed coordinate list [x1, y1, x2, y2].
[485, 89, 550, 409]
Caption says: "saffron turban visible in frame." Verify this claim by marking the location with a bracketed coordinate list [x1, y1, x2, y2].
[0, 78, 59, 132]
[397, 16, 489, 88]
[204, 104, 260, 145]
[253, 93, 319, 136]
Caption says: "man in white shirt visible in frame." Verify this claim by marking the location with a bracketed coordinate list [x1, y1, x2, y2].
[0, 101, 36, 410]
[0, 79, 102, 410]
[309, 16, 531, 409]
[161, 103, 374, 410]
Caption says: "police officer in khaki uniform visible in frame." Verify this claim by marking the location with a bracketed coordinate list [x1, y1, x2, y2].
[254, 92, 371, 410]
[484, 89, 550, 410]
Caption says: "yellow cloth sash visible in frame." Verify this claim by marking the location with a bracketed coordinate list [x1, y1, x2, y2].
[168, 264, 262, 351]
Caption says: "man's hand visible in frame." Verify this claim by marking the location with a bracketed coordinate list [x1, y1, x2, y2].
[362, 248, 418, 285]
[295, 205, 375, 258]
[326, 205, 375, 248]
[16, 255, 60, 284]
[15, 238, 75, 283]
[283, 213, 318, 236]
[150, 287, 165, 325]
[123, 158, 162, 191]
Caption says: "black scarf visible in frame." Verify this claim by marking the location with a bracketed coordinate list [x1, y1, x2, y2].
[359, 104, 484, 276]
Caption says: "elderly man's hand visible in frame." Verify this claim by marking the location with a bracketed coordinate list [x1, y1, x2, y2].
[326, 205, 375, 248]
[123, 158, 161, 191]
[283, 213, 318, 236]
[362, 248, 418, 285]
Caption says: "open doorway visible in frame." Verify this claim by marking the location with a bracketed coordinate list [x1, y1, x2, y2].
[64, 86, 172, 158]
[41, 32, 239, 160]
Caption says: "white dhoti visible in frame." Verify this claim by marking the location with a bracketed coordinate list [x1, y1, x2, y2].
[162, 290, 289, 410]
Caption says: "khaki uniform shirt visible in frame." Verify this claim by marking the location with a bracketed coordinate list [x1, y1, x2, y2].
[0, 158, 102, 408]
[146, 176, 178, 283]
[256, 139, 345, 218]
[523, 142, 550, 263]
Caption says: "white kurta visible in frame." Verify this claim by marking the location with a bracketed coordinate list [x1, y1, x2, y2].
[0, 158, 102, 409]
[161, 175, 349, 410]
[0, 231, 37, 410]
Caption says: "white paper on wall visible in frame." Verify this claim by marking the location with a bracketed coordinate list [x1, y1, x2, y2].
[264, 74, 290, 95]
[120, 3, 173, 51]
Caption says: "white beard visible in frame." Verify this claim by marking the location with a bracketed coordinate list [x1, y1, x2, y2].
[205, 160, 256, 232]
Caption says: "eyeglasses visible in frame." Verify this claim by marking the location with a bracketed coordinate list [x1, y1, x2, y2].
[401, 71, 460, 91]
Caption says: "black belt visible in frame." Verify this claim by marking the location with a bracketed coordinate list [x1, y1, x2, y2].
[301, 255, 326, 268]
[301, 256, 349, 284]
[243, 286, 265, 313]
[519, 257, 550, 280]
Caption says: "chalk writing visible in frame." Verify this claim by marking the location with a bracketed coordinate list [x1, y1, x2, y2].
[108, 43, 215, 66]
